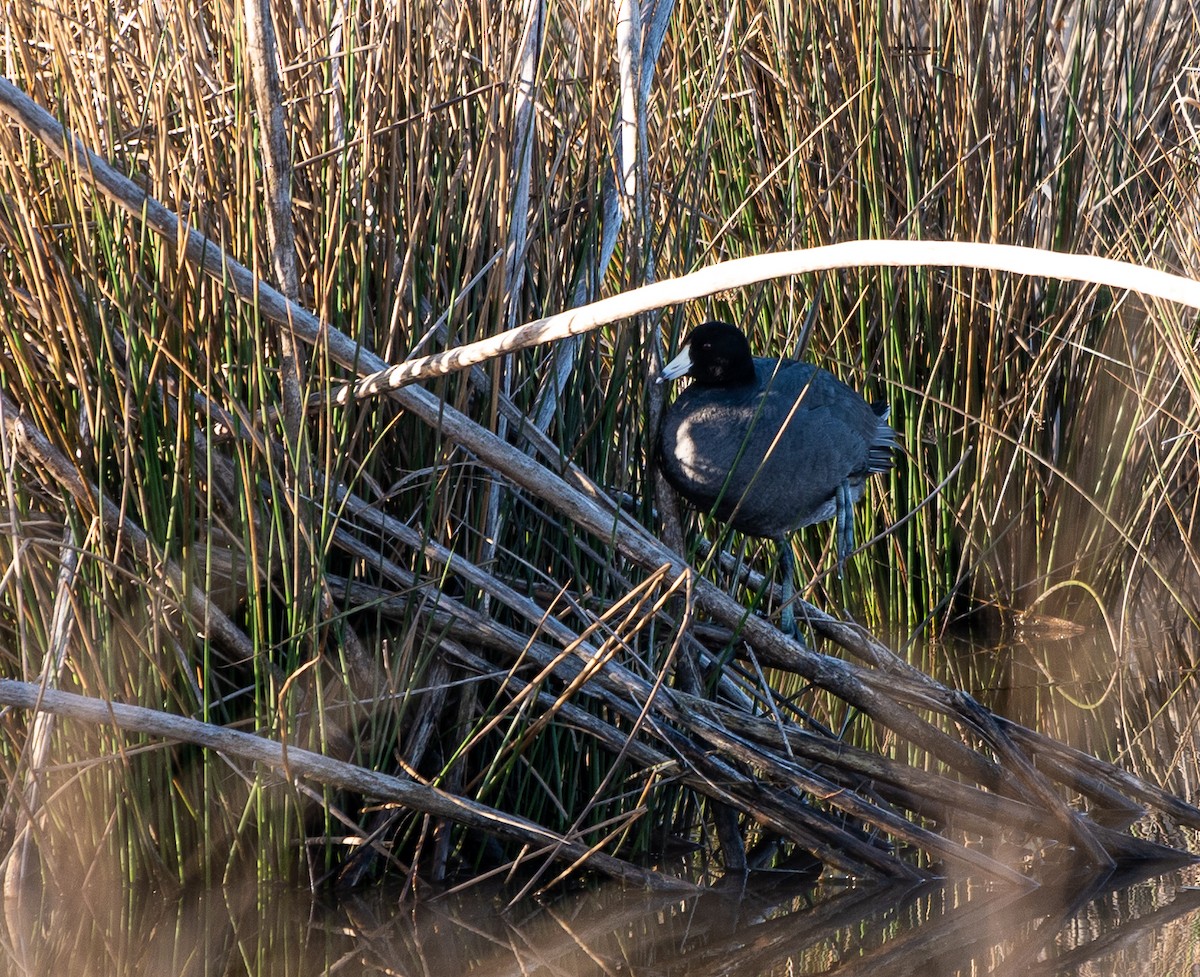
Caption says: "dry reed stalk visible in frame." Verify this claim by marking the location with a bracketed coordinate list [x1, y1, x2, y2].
[0, 525, 79, 898]
[0, 677, 690, 891]
[531, 0, 673, 431]
[322, 566, 1007, 881]
[0, 392, 256, 665]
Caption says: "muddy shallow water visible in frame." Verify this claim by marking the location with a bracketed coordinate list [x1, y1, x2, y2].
[5, 861, 1200, 976]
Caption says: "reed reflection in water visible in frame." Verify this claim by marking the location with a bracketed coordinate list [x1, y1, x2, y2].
[5, 864, 1200, 976]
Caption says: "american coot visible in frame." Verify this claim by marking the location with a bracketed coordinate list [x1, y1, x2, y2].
[657, 320, 894, 632]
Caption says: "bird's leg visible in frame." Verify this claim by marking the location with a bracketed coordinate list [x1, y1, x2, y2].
[779, 539, 797, 636]
[835, 478, 854, 575]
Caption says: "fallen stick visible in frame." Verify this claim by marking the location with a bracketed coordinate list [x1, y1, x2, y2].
[0, 678, 690, 891]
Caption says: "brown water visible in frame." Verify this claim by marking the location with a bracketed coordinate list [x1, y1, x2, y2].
[5, 863, 1200, 976]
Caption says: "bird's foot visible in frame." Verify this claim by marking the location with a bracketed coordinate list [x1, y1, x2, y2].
[779, 540, 800, 637]
[835, 479, 855, 575]
[780, 604, 797, 638]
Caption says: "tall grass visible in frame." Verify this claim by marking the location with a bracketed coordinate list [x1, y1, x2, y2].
[1, 0, 1199, 894]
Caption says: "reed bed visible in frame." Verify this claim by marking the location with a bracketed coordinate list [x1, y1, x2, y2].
[1, 0, 1199, 898]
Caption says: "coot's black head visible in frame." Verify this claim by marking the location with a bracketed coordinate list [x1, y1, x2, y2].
[659, 321, 757, 387]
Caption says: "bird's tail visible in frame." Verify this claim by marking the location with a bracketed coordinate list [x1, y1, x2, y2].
[868, 402, 897, 473]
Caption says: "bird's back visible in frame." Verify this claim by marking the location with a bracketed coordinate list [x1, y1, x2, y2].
[659, 357, 894, 539]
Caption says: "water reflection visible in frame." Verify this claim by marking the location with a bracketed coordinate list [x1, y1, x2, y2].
[5, 864, 1200, 976]
[938, 618, 1199, 811]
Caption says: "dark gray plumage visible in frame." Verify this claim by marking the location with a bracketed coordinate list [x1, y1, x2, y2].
[657, 320, 894, 631]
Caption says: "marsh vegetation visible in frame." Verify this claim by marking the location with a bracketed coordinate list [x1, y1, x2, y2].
[1, 0, 1200, 920]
